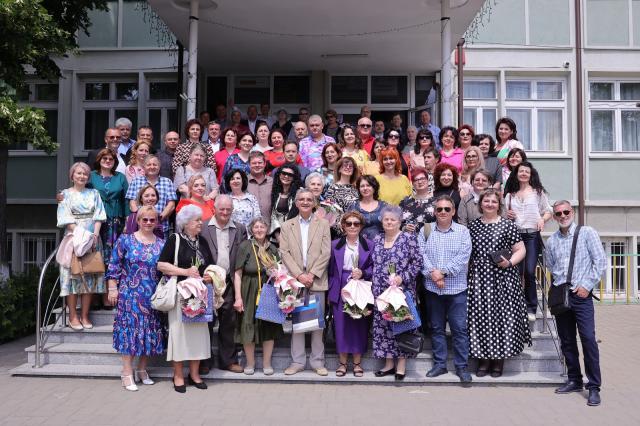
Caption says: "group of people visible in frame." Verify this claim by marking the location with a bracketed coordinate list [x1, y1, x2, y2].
[55, 106, 606, 405]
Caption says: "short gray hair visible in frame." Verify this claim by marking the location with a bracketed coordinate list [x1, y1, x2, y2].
[214, 194, 233, 210]
[295, 188, 315, 202]
[552, 199, 572, 209]
[175, 204, 203, 233]
[308, 114, 323, 124]
[115, 117, 132, 129]
[305, 172, 326, 188]
[380, 205, 402, 221]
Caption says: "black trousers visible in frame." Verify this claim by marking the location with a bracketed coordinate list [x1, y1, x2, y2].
[209, 280, 238, 368]
[555, 292, 602, 390]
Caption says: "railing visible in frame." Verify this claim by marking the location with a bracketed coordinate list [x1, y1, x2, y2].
[34, 247, 65, 368]
[535, 258, 566, 376]
[597, 253, 639, 304]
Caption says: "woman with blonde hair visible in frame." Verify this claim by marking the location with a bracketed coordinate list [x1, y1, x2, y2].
[125, 140, 152, 183]
[460, 146, 485, 197]
[176, 174, 215, 221]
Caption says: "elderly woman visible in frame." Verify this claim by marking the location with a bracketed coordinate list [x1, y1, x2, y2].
[372, 205, 422, 380]
[458, 124, 475, 150]
[504, 161, 552, 320]
[458, 170, 493, 226]
[125, 140, 151, 183]
[176, 175, 215, 221]
[324, 157, 360, 213]
[57, 162, 107, 330]
[361, 139, 385, 176]
[375, 148, 412, 206]
[174, 144, 219, 200]
[233, 217, 282, 375]
[409, 129, 434, 176]
[221, 132, 254, 189]
[402, 125, 418, 157]
[467, 189, 531, 377]
[269, 163, 302, 238]
[226, 169, 261, 227]
[252, 122, 273, 153]
[354, 175, 387, 240]
[172, 118, 217, 176]
[157, 205, 214, 393]
[328, 211, 374, 377]
[106, 205, 165, 391]
[214, 128, 240, 182]
[473, 134, 502, 188]
[433, 163, 462, 215]
[125, 184, 164, 239]
[460, 146, 485, 197]
[305, 172, 326, 202]
[439, 126, 464, 173]
[399, 168, 435, 233]
[338, 125, 369, 171]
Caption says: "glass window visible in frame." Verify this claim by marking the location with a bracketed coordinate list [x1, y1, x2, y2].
[482, 109, 497, 134]
[85, 83, 110, 100]
[148, 109, 162, 151]
[331, 76, 367, 104]
[415, 76, 435, 106]
[506, 81, 531, 100]
[116, 83, 138, 100]
[620, 83, 640, 100]
[537, 82, 563, 100]
[590, 110, 615, 151]
[16, 86, 30, 102]
[474, 0, 526, 45]
[167, 109, 177, 134]
[84, 110, 110, 150]
[537, 110, 563, 151]
[77, 1, 118, 47]
[371, 76, 407, 104]
[122, 0, 165, 47]
[43, 110, 58, 143]
[634, 0, 640, 46]
[506, 109, 531, 149]
[590, 82, 613, 100]
[529, 0, 570, 45]
[35, 84, 59, 101]
[621, 110, 640, 151]
[274, 76, 310, 104]
[586, 0, 629, 46]
[463, 109, 476, 128]
[233, 76, 270, 105]
[464, 81, 496, 99]
[149, 82, 177, 100]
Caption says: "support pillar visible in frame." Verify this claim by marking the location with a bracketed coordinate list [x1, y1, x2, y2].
[186, 0, 199, 120]
[440, 0, 453, 126]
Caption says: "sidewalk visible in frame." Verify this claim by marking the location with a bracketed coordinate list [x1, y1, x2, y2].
[1, 305, 639, 426]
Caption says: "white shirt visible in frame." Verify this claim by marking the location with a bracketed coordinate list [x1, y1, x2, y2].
[299, 215, 313, 269]
[343, 241, 359, 271]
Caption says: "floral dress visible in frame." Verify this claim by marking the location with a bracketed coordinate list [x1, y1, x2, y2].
[107, 234, 165, 356]
[371, 232, 422, 358]
[57, 188, 107, 296]
[399, 195, 436, 233]
[324, 183, 359, 213]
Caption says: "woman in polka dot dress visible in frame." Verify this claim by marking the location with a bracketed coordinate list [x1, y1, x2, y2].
[467, 189, 531, 378]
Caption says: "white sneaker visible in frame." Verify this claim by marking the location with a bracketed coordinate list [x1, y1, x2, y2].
[527, 313, 537, 322]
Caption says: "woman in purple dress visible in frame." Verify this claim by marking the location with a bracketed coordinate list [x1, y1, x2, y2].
[328, 211, 373, 378]
[371, 205, 422, 381]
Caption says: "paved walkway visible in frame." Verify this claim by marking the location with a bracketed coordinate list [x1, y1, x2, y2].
[1, 305, 639, 426]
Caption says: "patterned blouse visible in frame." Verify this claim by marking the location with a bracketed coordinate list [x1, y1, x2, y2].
[230, 192, 262, 227]
[324, 183, 359, 213]
[399, 195, 436, 232]
[171, 141, 217, 177]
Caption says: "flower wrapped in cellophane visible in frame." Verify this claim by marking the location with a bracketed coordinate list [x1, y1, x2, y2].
[317, 199, 343, 227]
[271, 264, 305, 314]
[375, 263, 413, 322]
[341, 279, 374, 319]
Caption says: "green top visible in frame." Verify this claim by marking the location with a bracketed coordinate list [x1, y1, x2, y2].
[88, 171, 130, 218]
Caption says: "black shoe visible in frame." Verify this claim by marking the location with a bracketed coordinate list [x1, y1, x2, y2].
[425, 366, 448, 378]
[188, 375, 208, 390]
[555, 380, 583, 394]
[476, 359, 490, 377]
[374, 367, 396, 377]
[455, 368, 473, 386]
[173, 378, 186, 393]
[490, 359, 504, 378]
[394, 372, 405, 381]
[587, 389, 601, 406]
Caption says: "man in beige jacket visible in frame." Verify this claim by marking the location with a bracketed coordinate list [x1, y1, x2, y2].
[279, 188, 331, 376]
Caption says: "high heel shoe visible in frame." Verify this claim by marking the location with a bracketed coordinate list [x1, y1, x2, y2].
[395, 372, 406, 381]
[173, 377, 186, 393]
[121, 375, 138, 392]
[134, 370, 154, 385]
[188, 375, 208, 390]
[374, 367, 396, 377]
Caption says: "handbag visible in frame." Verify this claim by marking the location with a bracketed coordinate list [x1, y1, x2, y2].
[395, 329, 424, 355]
[151, 234, 180, 312]
[291, 289, 325, 334]
[70, 249, 105, 276]
[548, 226, 581, 316]
[181, 283, 215, 323]
[489, 249, 512, 265]
[255, 282, 287, 324]
[390, 290, 422, 336]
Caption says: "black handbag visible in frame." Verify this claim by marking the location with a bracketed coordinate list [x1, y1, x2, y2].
[488, 249, 512, 265]
[395, 329, 424, 355]
[548, 226, 581, 316]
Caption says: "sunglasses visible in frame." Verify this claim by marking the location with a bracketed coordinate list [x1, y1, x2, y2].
[554, 210, 572, 217]
[344, 221, 361, 227]
[358, 124, 372, 128]
[460, 132, 471, 137]
[436, 207, 452, 213]
[388, 134, 400, 139]
[280, 171, 295, 178]
[141, 218, 157, 224]
[101, 157, 114, 162]
[419, 135, 431, 140]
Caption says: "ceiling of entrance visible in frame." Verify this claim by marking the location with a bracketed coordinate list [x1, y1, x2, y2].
[148, 0, 485, 73]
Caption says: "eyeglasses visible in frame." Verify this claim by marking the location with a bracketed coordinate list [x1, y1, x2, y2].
[419, 135, 431, 140]
[465, 154, 479, 159]
[101, 157, 114, 162]
[280, 171, 295, 178]
[436, 207, 452, 213]
[344, 221, 361, 227]
[141, 218, 157, 224]
[554, 210, 572, 217]
[358, 124, 372, 128]
[107, 135, 119, 139]
[341, 162, 354, 169]
[413, 177, 427, 183]
[388, 134, 400, 139]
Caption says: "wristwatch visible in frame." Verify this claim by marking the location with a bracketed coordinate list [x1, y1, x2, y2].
[442, 270, 449, 278]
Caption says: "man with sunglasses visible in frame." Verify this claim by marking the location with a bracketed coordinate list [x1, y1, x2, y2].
[357, 117, 375, 155]
[544, 201, 606, 406]
[86, 128, 127, 174]
[418, 195, 472, 385]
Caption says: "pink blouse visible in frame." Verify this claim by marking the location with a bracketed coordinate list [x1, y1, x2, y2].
[439, 148, 464, 173]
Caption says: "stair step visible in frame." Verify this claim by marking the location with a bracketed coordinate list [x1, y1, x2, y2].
[10, 363, 564, 385]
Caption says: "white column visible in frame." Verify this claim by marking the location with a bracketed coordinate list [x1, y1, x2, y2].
[440, 0, 453, 126]
[186, 0, 199, 120]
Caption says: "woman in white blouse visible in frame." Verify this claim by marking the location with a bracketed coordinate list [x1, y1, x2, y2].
[503, 161, 552, 321]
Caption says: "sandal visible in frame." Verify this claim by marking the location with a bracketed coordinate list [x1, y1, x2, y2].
[335, 362, 347, 377]
[353, 362, 364, 378]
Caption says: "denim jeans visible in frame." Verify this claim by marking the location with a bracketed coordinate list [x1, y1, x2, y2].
[425, 290, 469, 370]
[519, 231, 541, 314]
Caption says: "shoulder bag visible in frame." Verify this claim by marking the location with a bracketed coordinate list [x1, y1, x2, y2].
[70, 249, 105, 276]
[151, 234, 180, 312]
[548, 226, 581, 316]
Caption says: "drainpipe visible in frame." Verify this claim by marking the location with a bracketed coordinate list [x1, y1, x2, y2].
[440, 1, 453, 126]
[456, 38, 465, 127]
[186, 0, 199, 120]
[575, 0, 586, 223]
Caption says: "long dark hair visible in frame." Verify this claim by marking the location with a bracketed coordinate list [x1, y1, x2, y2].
[414, 129, 434, 154]
[503, 161, 547, 195]
[270, 162, 302, 208]
[495, 117, 518, 144]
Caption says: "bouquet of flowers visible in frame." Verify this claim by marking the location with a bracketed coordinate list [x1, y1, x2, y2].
[341, 254, 374, 319]
[317, 199, 343, 227]
[271, 263, 305, 314]
[182, 295, 207, 318]
[375, 263, 414, 323]
[177, 275, 214, 323]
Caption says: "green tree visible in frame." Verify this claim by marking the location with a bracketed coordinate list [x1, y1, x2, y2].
[0, 0, 108, 280]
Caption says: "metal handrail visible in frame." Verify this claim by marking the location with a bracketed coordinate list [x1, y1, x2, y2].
[34, 246, 64, 368]
[535, 258, 566, 376]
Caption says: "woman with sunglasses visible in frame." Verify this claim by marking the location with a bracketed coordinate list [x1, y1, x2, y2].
[125, 184, 164, 239]
[375, 148, 412, 206]
[269, 163, 302, 240]
[409, 129, 434, 176]
[459, 146, 485, 197]
[328, 211, 373, 377]
[503, 161, 552, 321]
[338, 125, 369, 172]
[458, 124, 475, 150]
[438, 126, 464, 173]
[324, 157, 360, 213]
[384, 130, 409, 176]
[467, 189, 530, 378]
[106, 205, 165, 391]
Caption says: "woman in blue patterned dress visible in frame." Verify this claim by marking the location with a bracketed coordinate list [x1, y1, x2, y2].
[221, 132, 254, 191]
[106, 205, 165, 391]
[57, 162, 106, 331]
[371, 205, 422, 381]
[354, 175, 387, 240]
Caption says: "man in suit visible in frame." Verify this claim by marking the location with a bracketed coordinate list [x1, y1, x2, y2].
[279, 188, 331, 376]
[199, 194, 248, 374]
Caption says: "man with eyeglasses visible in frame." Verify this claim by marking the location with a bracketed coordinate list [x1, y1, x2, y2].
[544, 201, 606, 406]
[417, 110, 441, 148]
[357, 117, 375, 155]
[299, 114, 335, 169]
[418, 195, 472, 385]
[86, 128, 127, 174]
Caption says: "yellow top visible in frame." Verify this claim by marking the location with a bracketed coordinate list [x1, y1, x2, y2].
[375, 174, 413, 206]
[342, 149, 370, 171]
[361, 161, 381, 176]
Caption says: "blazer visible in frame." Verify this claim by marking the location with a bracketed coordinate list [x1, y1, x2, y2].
[279, 215, 331, 292]
[327, 236, 373, 304]
[199, 219, 248, 277]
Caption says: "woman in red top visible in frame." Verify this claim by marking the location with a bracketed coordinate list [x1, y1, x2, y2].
[175, 174, 215, 221]
[264, 128, 302, 172]
[214, 128, 240, 182]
